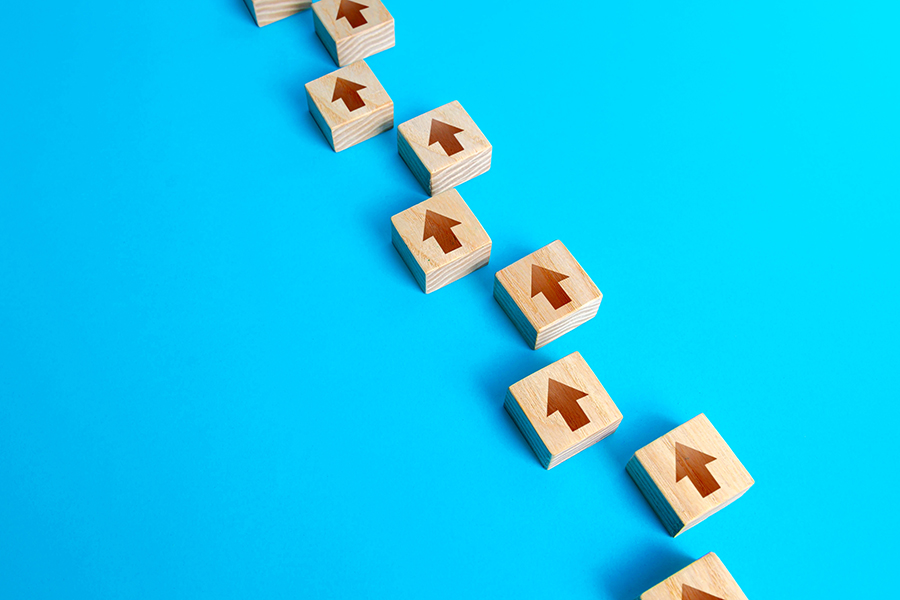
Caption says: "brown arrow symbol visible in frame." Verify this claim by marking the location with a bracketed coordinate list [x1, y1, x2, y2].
[675, 442, 721, 498]
[531, 264, 572, 310]
[336, 0, 368, 28]
[682, 584, 724, 600]
[423, 210, 463, 254]
[429, 120, 465, 156]
[332, 77, 366, 112]
[547, 379, 590, 431]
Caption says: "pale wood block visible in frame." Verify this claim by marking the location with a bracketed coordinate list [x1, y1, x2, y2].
[494, 240, 602, 349]
[505, 352, 622, 469]
[397, 101, 492, 196]
[638, 553, 748, 600]
[312, 0, 395, 66]
[626, 414, 754, 537]
[390, 189, 491, 293]
[305, 60, 393, 152]
[244, 0, 310, 26]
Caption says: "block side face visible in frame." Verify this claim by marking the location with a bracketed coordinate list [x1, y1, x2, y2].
[429, 145, 491, 196]
[391, 222, 427, 292]
[635, 414, 755, 531]
[398, 129, 433, 194]
[313, 8, 341, 64]
[331, 102, 393, 151]
[305, 61, 392, 133]
[496, 240, 602, 335]
[507, 352, 623, 457]
[397, 101, 491, 178]
[335, 19, 395, 65]
[494, 276, 538, 348]
[425, 243, 490, 293]
[533, 297, 601, 349]
[505, 389, 552, 468]
[251, 0, 311, 26]
[639, 553, 749, 600]
[306, 89, 336, 150]
[626, 455, 685, 536]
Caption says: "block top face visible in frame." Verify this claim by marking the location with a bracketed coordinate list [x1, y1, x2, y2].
[305, 60, 392, 130]
[495, 240, 602, 331]
[635, 414, 754, 527]
[640, 553, 748, 600]
[390, 189, 490, 275]
[397, 101, 491, 176]
[508, 352, 622, 456]
[312, 0, 393, 41]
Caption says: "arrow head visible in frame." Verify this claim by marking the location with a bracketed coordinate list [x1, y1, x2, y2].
[675, 442, 721, 498]
[547, 379, 590, 431]
[682, 584, 724, 600]
[531, 264, 572, 310]
[428, 119, 465, 156]
[332, 77, 367, 112]
[336, 0, 368, 28]
[423, 210, 463, 254]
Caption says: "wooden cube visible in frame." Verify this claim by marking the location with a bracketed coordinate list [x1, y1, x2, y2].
[398, 101, 492, 196]
[243, 0, 310, 27]
[638, 553, 748, 600]
[505, 352, 622, 469]
[312, 0, 395, 67]
[626, 414, 754, 537]
[391, 189, 491, 293]
[305, 60, 393, 152]
[494, 240, 602, 349]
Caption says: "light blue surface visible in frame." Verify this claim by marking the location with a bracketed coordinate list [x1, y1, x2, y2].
[1, 1, 898, 598]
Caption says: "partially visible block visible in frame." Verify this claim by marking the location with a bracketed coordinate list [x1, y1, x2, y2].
[626, 414, 754, 537]
[305, 60, 393, 152]
[398, 101, 492, 196]
[391, 189, 491, 293]
[244, 0, 310, 27]
[312, 0, 395, 66]
[494, 240, 601, 349]
[638, 553, 748, 600]
[505, 351, 622, 469]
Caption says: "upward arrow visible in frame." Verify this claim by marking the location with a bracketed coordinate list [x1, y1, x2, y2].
[682, 584, 724, 600]
[336, 0, 368, 28]
[423, 210, 463, 254]
[332, 77, 366, 112]
[531, 264, 572, 310]
[675, 443, 721, 498]
[547, 379, 590, 431]
[429, 120, 465, 156]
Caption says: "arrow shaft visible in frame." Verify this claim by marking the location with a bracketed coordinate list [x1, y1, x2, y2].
[680, 461, 720, 498]
[434, 230, 462, 254]
[340, 91, 365, 111]
[542, 285, 571, 310]
[557, 403, 590, 431]
[341, 11, 366, 27]
[435, 135, 463, 156]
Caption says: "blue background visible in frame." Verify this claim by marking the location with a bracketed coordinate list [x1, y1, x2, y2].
[1, 0, 898, 597]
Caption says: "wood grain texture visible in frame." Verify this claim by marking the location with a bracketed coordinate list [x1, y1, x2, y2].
[244, 0, 311, 26]
[627, 414, 754, 537]
[312, 0, 395, 66]
[505, 352, 622, 469]
[390, 189, 491, 293]
[494, 240, 602, 349]
[397, 101, 492, 196]
[638, 553, 748, 600]
[305, 60, 393, 152]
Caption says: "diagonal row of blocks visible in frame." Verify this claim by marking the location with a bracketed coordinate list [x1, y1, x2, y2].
[245, 3, 756, 599]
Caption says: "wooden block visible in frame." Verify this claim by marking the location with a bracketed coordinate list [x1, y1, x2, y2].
[626, 414, 754, 537]
[312, 0, 395, 66]
[398, 101, 492, 196]
[390, 189, 491, 293]
[243, 0, 310, 27]
[305, 60, 393, 152]
[505, 352, 623, 469]
[638, 553, 748, 600]
[494, 240, 602, 349]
